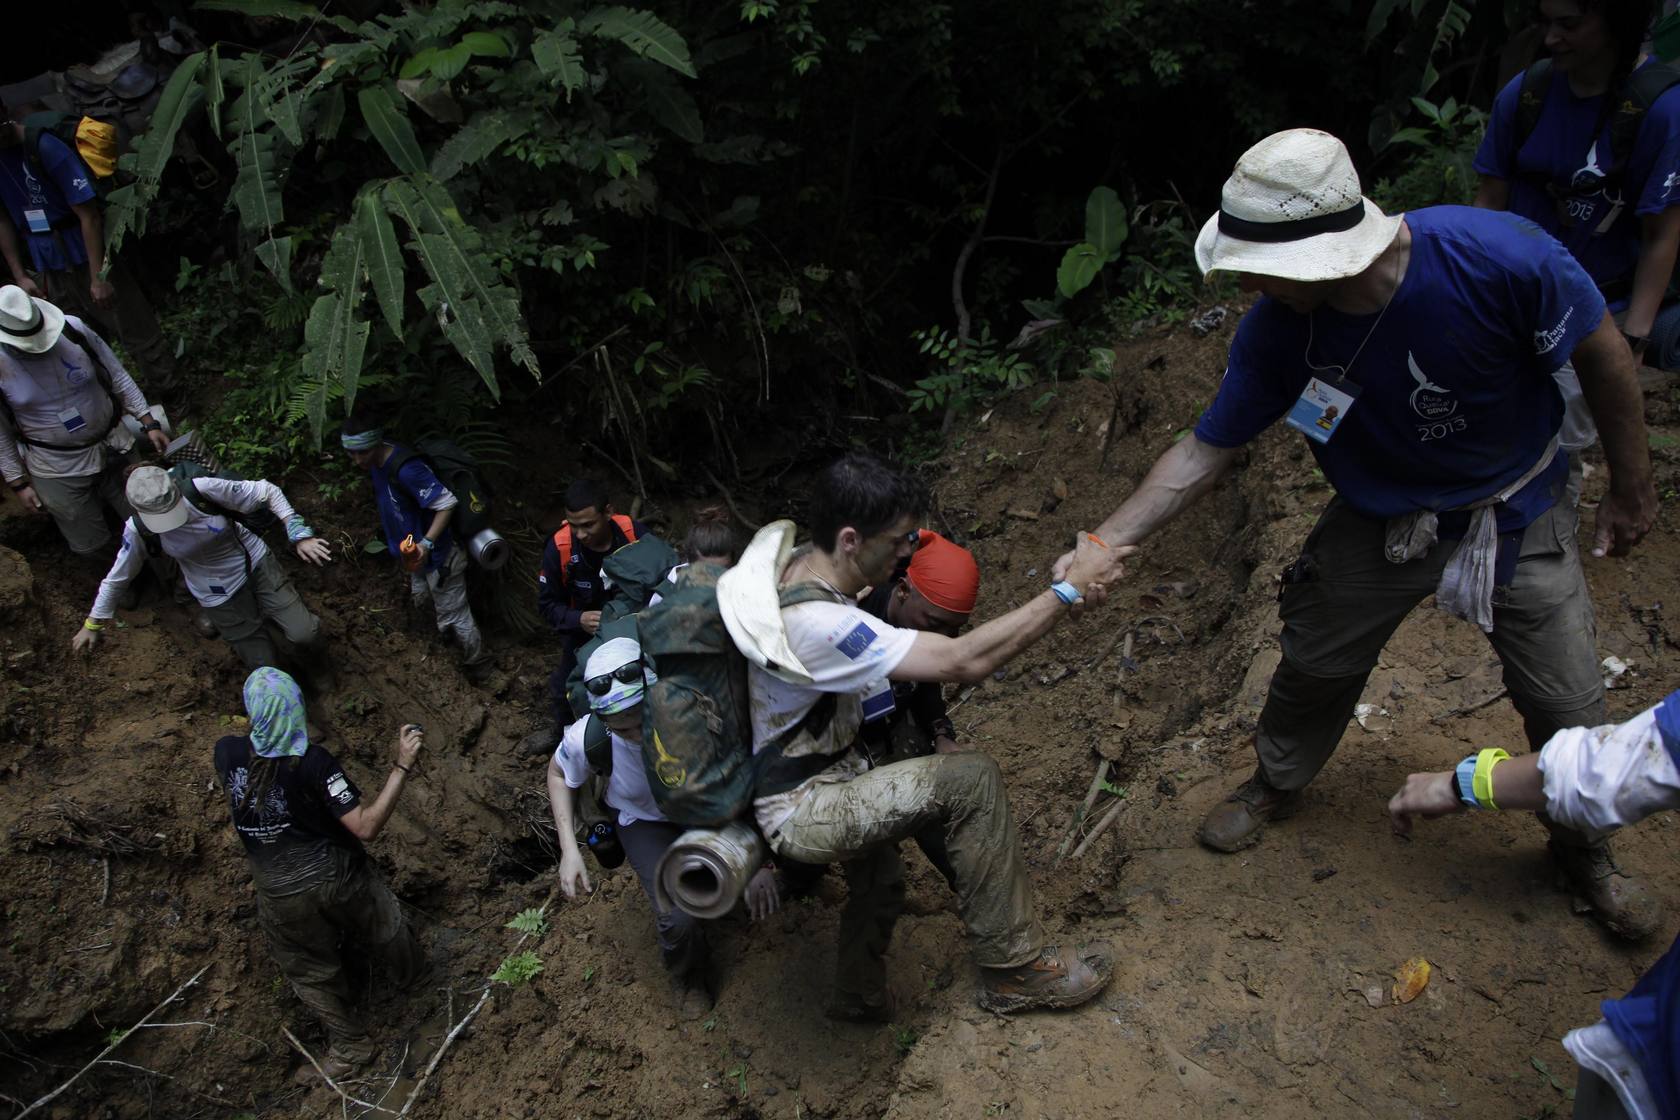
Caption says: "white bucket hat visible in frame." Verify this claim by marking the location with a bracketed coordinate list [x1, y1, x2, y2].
[1194, 129, 1403, 283]
[126, 465, 191, 533]
[0, 285, 66, 354]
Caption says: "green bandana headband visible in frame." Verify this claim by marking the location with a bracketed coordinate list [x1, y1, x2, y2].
[340, 428, 384, 451]
[243, 668, 310, 759]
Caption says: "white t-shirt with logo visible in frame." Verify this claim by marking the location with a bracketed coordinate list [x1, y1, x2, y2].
[552, 714, 666, 828]
[748, 599, 918, 834]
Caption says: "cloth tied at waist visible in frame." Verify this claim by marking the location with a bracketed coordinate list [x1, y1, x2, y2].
[1381, 435, 1561, 634]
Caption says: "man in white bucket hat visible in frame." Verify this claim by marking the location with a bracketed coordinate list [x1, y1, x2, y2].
[1057, 128, 1662, 939]
[0, 283, 169, 563]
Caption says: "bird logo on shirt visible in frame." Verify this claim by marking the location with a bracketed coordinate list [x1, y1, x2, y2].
[1407, 352, 1457, 421]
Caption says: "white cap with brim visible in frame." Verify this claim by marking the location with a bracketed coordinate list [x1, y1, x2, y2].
[126, 465, 191, 533]
[0, 285, 66, 354]
[1193, 128, 1403, 284]
[587, 635, 649, 716]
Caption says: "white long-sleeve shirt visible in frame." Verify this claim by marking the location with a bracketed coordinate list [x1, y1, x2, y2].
[0, 317, 149, 481]
[89, 478, 308, 616]
[1540, 697, 1680, 1120]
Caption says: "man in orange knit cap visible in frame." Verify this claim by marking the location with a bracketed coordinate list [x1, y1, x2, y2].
[854, 529, 981, 882]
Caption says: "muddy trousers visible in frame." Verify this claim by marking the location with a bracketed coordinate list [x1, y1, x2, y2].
[256, 855, 421, 1066]
[29, 447, 135, 556]
[409, 547, 486, 666]
[617, 818, 708, 982]
[1257, 496, 1604, 793]
[202, 552, 323, 671]
[770, 753, 1045, 1005]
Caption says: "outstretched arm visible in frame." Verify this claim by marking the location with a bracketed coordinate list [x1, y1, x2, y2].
[546, 758, 592, 898]
[1570, 311, 1657, 557]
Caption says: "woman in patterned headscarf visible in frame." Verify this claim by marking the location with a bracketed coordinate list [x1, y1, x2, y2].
[214, 668, 427, 1085]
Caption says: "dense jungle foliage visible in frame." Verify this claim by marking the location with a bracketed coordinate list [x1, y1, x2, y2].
[89, 0, 1548, 487]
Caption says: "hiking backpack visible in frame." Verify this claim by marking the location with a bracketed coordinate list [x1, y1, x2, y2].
[634, 562, 843, 828]
[383, 437, 496, 560]
[562, 535, 682, 721]
[23, 110, 125, 188]
[130, 460, 280, 558]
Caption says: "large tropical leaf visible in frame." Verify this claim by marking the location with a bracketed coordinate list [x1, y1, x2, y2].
[205, 46, 225, 139]
[358, 84, 427, 174]
[532, 23, 587, 99]
[255, 235, 295, 294]
[579, 6, 696, 78]
[1084, 186, 1127, 259]
[104, 52, 206, 257]
[1056, 243, 1103, 299]
[383, 174, 540, 396]
[300, 222, 371, 438]
[355, 187, 405, 338]
[622, 59, 702, 142]
[430, 111, 513, 181]
[226, 59, 286, 277]
[192, 0, 359, 34]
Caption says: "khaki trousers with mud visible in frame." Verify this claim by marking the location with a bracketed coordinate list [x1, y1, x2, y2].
[202, 552, 323, 671]
[769, 752, 1045, 1005]
[409, 547, 486, 666]
[257, 853, 421, 1065]
[1256, 495, 1604, 791]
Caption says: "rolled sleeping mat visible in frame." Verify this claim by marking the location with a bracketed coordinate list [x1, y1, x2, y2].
[653, 820, 766, 919]
[467, 527, 510, 571]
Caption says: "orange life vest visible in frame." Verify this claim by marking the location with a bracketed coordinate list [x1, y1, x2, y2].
[552, 514, 638, 574]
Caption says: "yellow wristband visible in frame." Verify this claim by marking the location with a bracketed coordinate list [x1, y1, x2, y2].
[1472, 748, 1511, 810]
[82, 619, 104, 632]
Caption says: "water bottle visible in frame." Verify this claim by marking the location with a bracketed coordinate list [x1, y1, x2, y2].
[585, 820, 625, 869]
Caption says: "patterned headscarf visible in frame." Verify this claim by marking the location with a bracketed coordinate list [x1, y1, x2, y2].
[243, 668, 310, 758]
[340, 427, 384, 451]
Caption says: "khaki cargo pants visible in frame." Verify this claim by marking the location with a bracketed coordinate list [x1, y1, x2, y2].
[202, 552, 322, 670]
[1256, 494, 1604, 791]
[29, 446, 133, 555]
[769, 752, 1044, 1005]
[257, 852, 422, 1065]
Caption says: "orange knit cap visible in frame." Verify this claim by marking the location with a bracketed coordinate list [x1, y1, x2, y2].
[906, 530, 980, 615]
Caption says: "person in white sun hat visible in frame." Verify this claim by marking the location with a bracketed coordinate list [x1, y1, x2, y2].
[0, 284, 170, 564]
[1056, 127, 1662, 940]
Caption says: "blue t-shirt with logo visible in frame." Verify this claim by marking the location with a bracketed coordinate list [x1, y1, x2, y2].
[370, 442, 456, 572]
[0, 134, 96, 272]
[1194, 206, 1603, 532]
[1474, 59, 1680, 301]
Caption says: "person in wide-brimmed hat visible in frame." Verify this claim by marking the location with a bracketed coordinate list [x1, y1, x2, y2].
[0, 284, 170, 564]
[1059, 126, 1663, 940]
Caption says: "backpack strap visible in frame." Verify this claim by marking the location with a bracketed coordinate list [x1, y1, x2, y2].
[1609, 62, 1680, 174]
[1510, 59, 1553, 167]
[553, 523, 575, 572]
[129, 514, 162, 559]
[582, 714, 614, 776]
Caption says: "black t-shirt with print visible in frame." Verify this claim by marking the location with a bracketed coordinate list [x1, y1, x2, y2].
[214, 736, 365, 880]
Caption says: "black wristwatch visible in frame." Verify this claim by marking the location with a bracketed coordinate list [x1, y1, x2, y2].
[141, 419, 163, 433]
[1622, 329, 1650, 352]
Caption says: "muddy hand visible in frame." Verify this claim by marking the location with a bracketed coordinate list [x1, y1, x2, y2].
[1066, 533, 1137, 607]
[1386, 771, 1461, 837]
[71, 624, 100, 655]
[558, 849, 592, 898]
[1592, 482, 1657, 558]
[397, 724, 424, 768]
[744, 866, 780, 921]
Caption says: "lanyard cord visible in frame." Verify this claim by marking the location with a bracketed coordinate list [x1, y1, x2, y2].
[1303, 249, 1405, 386]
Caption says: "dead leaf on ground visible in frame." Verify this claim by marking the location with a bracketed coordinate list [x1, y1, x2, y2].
[1391, 957, 1431, 1004]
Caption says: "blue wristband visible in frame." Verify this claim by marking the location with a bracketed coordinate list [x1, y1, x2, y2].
[420, 536, 435, 551]
[1454, 755, 1481, 809]
[1050, 580, 1081, 605]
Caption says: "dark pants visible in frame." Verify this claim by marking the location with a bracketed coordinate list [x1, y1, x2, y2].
[42, 258, 175, 388]
[546, 632, 586, 728]
[256, 852, 421, 1065]
[1257, 496, 1604, 791]
[617, 817, 708, 983]
[1573, 1070, 1633, 1119]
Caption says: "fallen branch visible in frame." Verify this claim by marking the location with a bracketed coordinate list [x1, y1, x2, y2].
[93, 1060, 237, 1108]
[395, 883, 560, 1117]
[100, 857, 110, 904]
[700, 464, 762, 532]
[1087, 627, 1134, 674]
[281, 1026, 391, 1115]
[1055, 760, 1110, 867]
[14, 960, 212, 1119]
[1070, 796, 1127, 861]
[1430, 688, 1508, 725]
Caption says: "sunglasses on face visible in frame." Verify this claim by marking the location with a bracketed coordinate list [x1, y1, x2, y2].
[584, 662, 643, 695]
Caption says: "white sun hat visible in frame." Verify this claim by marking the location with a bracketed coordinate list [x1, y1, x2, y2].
[1194, 128, 1403, 283]
[585, 636, 651, 716]
[127, 465, 192, 533]
[0, 285, 66, 354]
[717, 520, 815, 686]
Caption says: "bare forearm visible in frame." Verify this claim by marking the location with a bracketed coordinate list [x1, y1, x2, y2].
[547, 768, 582, 857]
[1624, 214, 1680, 339]
[76, 205, 106, 280]
[425, 506, 453, 541]
[1485, 755, 1545, 812]
[1574, 316, 1654, 491]
[1094, 436, 1235, 547]
[355, 769, 409, 841]
[949, 591, 1066, 682]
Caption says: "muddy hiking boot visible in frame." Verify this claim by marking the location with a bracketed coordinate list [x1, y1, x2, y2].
[977, 941, 1114, 1014]
[291, 1053, 362, 1087]
[1547, 830, 1662, 941]
[1197, 770, 1303, 853]
[826, 987, 896, 1024]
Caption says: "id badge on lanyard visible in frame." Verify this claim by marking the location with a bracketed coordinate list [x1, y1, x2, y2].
[1284, 377, 1360, 444]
